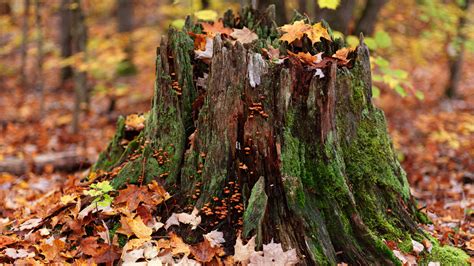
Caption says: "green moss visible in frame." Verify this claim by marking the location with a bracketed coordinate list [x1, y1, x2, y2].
[111, 155, 160, 189]
[344, 109, 410, 200]
[420, 245, 469, 265]
[398, 237, 414, 253]
[93, 117, 127, 171]
[243, 176, 267, 243]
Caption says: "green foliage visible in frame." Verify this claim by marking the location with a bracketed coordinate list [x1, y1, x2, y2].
[84, 181, 115, 207]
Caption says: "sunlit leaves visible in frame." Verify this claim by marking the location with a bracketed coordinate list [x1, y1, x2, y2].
[194, 10, 218, 21]
[279, 20, 331, 44]
[317, 0, 341, 9]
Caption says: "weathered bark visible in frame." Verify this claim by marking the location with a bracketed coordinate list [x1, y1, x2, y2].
[314, 0, 355, 35]
[91, 8, 467, 265]
[354, 0, 387, 36]
[445, 0, 471, 98]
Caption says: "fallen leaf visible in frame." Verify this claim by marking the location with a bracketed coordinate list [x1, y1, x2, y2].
[169, 232, 191, 256]
[204, 230, 225, 247]
[422, 239, 433, 253]
[195, 38, 213, 60]
[305, 22, 331, 44]
[4, 248, 34, 259]
[231, 27, 258, 44]
[125, 114, 146, 131]
[233, 234, 256, 264]
[175, 256, 201, 265]
[18, 218, 42, 230]
[201, 20, 233, 37]
[0, 235, 18, 248]
[164, 213, 179, 230]
[288, 51, 322, 65]
[332, 47, 351, 65]
[190, 239, 220, 263]
[127, 215, 153, 239]
[249, 239, 298, 266]
[279, 20, 311, 44]
[40, 238, 66, 261]
[412, 239, 424, 254]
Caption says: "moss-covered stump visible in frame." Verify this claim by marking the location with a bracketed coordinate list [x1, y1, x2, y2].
[91, 8, 469, 265]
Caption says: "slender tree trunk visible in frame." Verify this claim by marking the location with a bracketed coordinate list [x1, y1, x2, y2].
[59, 0, 74, 84]
[445, 0, 471, 98]
[20, 0, 30, 88]
[298, 0, 307, 15]
[354, 0, 387, 36]
[0, 0, 11, 15]
[71, 0, 88, 134]
[314, 0, 356, 34]
[116, 0, 135, 73]
[201, 0, 210, 9]
[86, 9, 466, 265]
[34, 0, 45, 118]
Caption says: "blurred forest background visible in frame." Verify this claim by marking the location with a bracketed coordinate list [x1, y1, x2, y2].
[0, 0, 473, 255]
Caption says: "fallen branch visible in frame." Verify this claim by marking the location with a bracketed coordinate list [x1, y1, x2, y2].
[0, 150, 90, 175]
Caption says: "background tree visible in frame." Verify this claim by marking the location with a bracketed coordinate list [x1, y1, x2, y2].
[20, 0, 30, 87]
[59, 0, 73, 84]
[34, 0, 44, 118]
[445, 0, 471, 98]
[71, 0, 88, 134]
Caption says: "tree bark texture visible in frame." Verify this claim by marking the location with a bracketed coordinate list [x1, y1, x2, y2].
[91, 9, 465, 265]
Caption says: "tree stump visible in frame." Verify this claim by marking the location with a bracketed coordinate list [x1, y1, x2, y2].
[91, 8, 468, 265]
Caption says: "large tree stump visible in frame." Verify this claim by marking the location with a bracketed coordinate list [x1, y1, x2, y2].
[91, 8, 468, 265]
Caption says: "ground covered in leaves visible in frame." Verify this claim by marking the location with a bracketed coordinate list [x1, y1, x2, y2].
[1, 12, 473, 266]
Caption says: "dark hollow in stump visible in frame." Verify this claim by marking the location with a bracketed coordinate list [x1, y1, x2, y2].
[91, 8, 467, 265]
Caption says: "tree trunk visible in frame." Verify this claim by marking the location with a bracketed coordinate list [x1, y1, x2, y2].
[115, 0, 136, 77]
[34, 0, 45, 118]
[91, 8, 466, 265]
[0, 0, 11, 15]
[20, 0, 30, 88]
[71, 0, 88, 134]
[445, 0, 471, 98]
[314, 0, 355, 35]
[59, 0, 73, 84]
[354, 0, 387, 36]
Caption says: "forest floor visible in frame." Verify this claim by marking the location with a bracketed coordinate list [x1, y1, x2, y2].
[0, 51, 473, 262]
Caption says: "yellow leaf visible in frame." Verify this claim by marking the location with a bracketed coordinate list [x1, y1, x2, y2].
[60, 195, 76, 205]
[280, 21, 331, 44]
[306, 22, 331, 44]
[127, 216, 152, 239]
[318, 0, 340, 9]
[125, 114, 146, 131]
[279, 20, 311, 44]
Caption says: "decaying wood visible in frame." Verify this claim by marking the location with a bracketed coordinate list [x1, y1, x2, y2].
[89, 8, 460, 265]
[0, 150, 90, 175]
